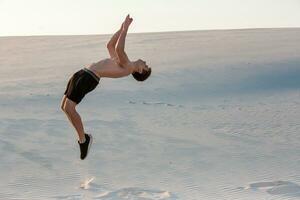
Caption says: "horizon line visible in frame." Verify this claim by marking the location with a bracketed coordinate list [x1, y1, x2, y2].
[1, 26, 300, 38]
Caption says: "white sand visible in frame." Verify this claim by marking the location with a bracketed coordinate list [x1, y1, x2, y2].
[0, 28, 300, 200]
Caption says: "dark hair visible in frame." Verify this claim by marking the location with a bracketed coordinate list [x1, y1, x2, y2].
[132, 68, 152, 82]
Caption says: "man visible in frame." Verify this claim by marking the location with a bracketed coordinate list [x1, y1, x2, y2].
[61, 15, 151, 160]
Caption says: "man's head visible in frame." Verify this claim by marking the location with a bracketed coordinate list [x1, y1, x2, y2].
[131, 59, 151, 82]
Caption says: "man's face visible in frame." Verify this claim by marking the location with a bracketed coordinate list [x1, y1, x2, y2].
[137, 59, 149, 71]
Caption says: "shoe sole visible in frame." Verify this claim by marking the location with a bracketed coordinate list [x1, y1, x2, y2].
[86, 134, 93, 158]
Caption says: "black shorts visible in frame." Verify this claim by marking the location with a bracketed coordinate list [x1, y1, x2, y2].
[64, 68, 100, 104]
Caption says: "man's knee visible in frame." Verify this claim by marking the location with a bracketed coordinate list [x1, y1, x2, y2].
[60, 102, 65, 112]
[60, 96, 67, 112]
[64, 100, 76, 114]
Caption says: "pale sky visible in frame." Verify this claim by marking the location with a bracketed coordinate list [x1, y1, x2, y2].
[0, 0, 299, 36]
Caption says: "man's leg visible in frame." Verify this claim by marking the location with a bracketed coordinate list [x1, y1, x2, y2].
[61, 95, 75, 132]
[63, 98, 85, 143]
[61, 95, 83, 140]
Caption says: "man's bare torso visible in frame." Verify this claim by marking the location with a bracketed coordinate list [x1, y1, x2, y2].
[87, 58, 131, 78]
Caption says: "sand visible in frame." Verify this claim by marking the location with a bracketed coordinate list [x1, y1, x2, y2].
[0, 28, 300, 199]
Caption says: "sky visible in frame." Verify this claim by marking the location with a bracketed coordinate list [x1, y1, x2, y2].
[0, 0, 300, 36]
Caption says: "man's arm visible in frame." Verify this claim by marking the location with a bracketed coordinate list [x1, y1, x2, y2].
[115, 27, 129, 66]
[116, 15, 132, 68]
[106, 23, 123, 59]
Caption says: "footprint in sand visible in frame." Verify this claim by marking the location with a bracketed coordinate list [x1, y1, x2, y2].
[79, 177, 176, 200]
[80, 177, 95, 190]
[128, 100, 183, 108]
[94, 187, 175, 200]
[241, 180, 300, 197]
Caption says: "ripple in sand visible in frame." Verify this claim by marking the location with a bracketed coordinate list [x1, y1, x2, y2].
[51, 194, 83, 200]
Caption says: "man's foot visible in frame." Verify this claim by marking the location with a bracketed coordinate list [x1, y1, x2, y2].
[78, 134, 93, 160]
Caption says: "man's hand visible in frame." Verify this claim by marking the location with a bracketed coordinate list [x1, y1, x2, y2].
[122, 14, 133, 30]
[107, 15, 132, 60]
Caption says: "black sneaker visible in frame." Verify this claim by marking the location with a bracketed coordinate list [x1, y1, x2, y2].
[78, 134, 93, 160]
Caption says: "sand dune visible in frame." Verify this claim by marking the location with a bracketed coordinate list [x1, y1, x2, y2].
[0, 28, 300, 199]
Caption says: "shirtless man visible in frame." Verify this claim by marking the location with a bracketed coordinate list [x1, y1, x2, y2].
[61, 15, 151, 160]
